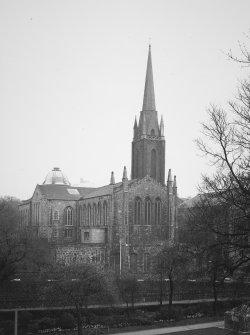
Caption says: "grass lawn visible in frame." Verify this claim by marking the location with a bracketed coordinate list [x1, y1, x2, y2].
[162, 328, 233, 335]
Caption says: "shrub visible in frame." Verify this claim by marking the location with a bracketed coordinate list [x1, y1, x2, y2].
[59, 312, 75, 329]
[1, 320, 14, 335]
[19, 311, 33, 326]
[38, 317, 56, 330]
[168, 306, 184, 321]
[184, 305, 201, 318]
[197, 303, 213, 316]
[27, 322, 39, 334]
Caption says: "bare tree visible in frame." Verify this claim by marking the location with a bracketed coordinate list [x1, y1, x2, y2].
[154, 243, 189, 307]
[45, 263, 114, 335]
[116, 274, 139, 314]
[196, 52, 250, 270]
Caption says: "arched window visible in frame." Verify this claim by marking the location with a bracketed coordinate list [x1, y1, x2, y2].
[53, 210, 59, 221]
[134, 197, 142, 225]
[151, 129, 155, 136]
[145, 198, 152, 225]
[144, 253, 151, 272]
[130, 253, 137, 273]
[93, 204, 97, 226]
[88, 204, 92, 226]
[83, 205, 86, 226]
[155, 198, 161, 225]
[79, 205, 82, 226]
[98, 202, 101, 225]
[65, 207, 73, 226]
[103, 201, 108, 226]
[151, 149, 156, 179]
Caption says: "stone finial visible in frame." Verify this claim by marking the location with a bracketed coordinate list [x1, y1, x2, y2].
[122, 166, 128, 181]
[110, 171, 115, 185]
[167, 169, 173, 182]
[173, 175, 178, 195]
[160, 115, 164, 136]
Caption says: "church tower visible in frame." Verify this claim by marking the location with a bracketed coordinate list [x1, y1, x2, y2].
[131, 45, 165, 184]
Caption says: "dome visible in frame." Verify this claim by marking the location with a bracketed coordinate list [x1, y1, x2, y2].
[43, 167, 71, 186]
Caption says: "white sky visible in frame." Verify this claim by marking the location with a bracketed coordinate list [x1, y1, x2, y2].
[0, 0, 249, 200]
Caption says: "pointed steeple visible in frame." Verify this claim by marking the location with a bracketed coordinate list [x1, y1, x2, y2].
[142, 45, 156, 111]
[110, 171, 115, 185]
[133, 116, 137, 129]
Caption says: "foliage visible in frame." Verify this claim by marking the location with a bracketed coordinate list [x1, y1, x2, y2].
[38, 317, 56, 330]
[58, 312, 75, 329]
[0, 196, 25, 283]
[0, 196, 54, 284]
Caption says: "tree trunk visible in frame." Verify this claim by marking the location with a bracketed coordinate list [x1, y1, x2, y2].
[159, 271, 163, 306]
[75, 304, 83, 335]
[169, 276, 174, 307]
[131, 292, 135, 311]
[212, 274, 218, 315]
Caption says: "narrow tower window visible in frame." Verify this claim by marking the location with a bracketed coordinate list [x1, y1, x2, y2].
[151, 149, 156, 179]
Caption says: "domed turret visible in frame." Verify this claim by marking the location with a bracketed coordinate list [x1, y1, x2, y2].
[43, 167, 70, 186]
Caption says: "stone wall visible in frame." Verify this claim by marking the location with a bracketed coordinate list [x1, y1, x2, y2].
[55, 244, 107, 267]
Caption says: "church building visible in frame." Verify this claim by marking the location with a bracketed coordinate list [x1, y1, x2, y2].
[19, 46, 178, 275]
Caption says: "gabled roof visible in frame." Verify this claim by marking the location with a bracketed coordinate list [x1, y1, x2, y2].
[36, 184, 95, 201]
[80, 179, 138, 200]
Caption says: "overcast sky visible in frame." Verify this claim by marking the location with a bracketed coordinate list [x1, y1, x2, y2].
[0, 0, 250, 200]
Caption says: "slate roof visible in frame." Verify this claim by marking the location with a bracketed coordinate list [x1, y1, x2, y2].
[82, 183, 121, 199]
[37, 184, 95, 201]
[80, 179, 138, 199]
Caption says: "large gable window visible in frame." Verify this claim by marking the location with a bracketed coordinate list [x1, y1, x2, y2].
[145, 198, 152, 225]
[155, 198, 161, 225]
[134, 197, 142, 225]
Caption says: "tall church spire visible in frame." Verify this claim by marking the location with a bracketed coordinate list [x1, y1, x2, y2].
[142, 45, 156, 111]
[132, 46, 165, 184]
